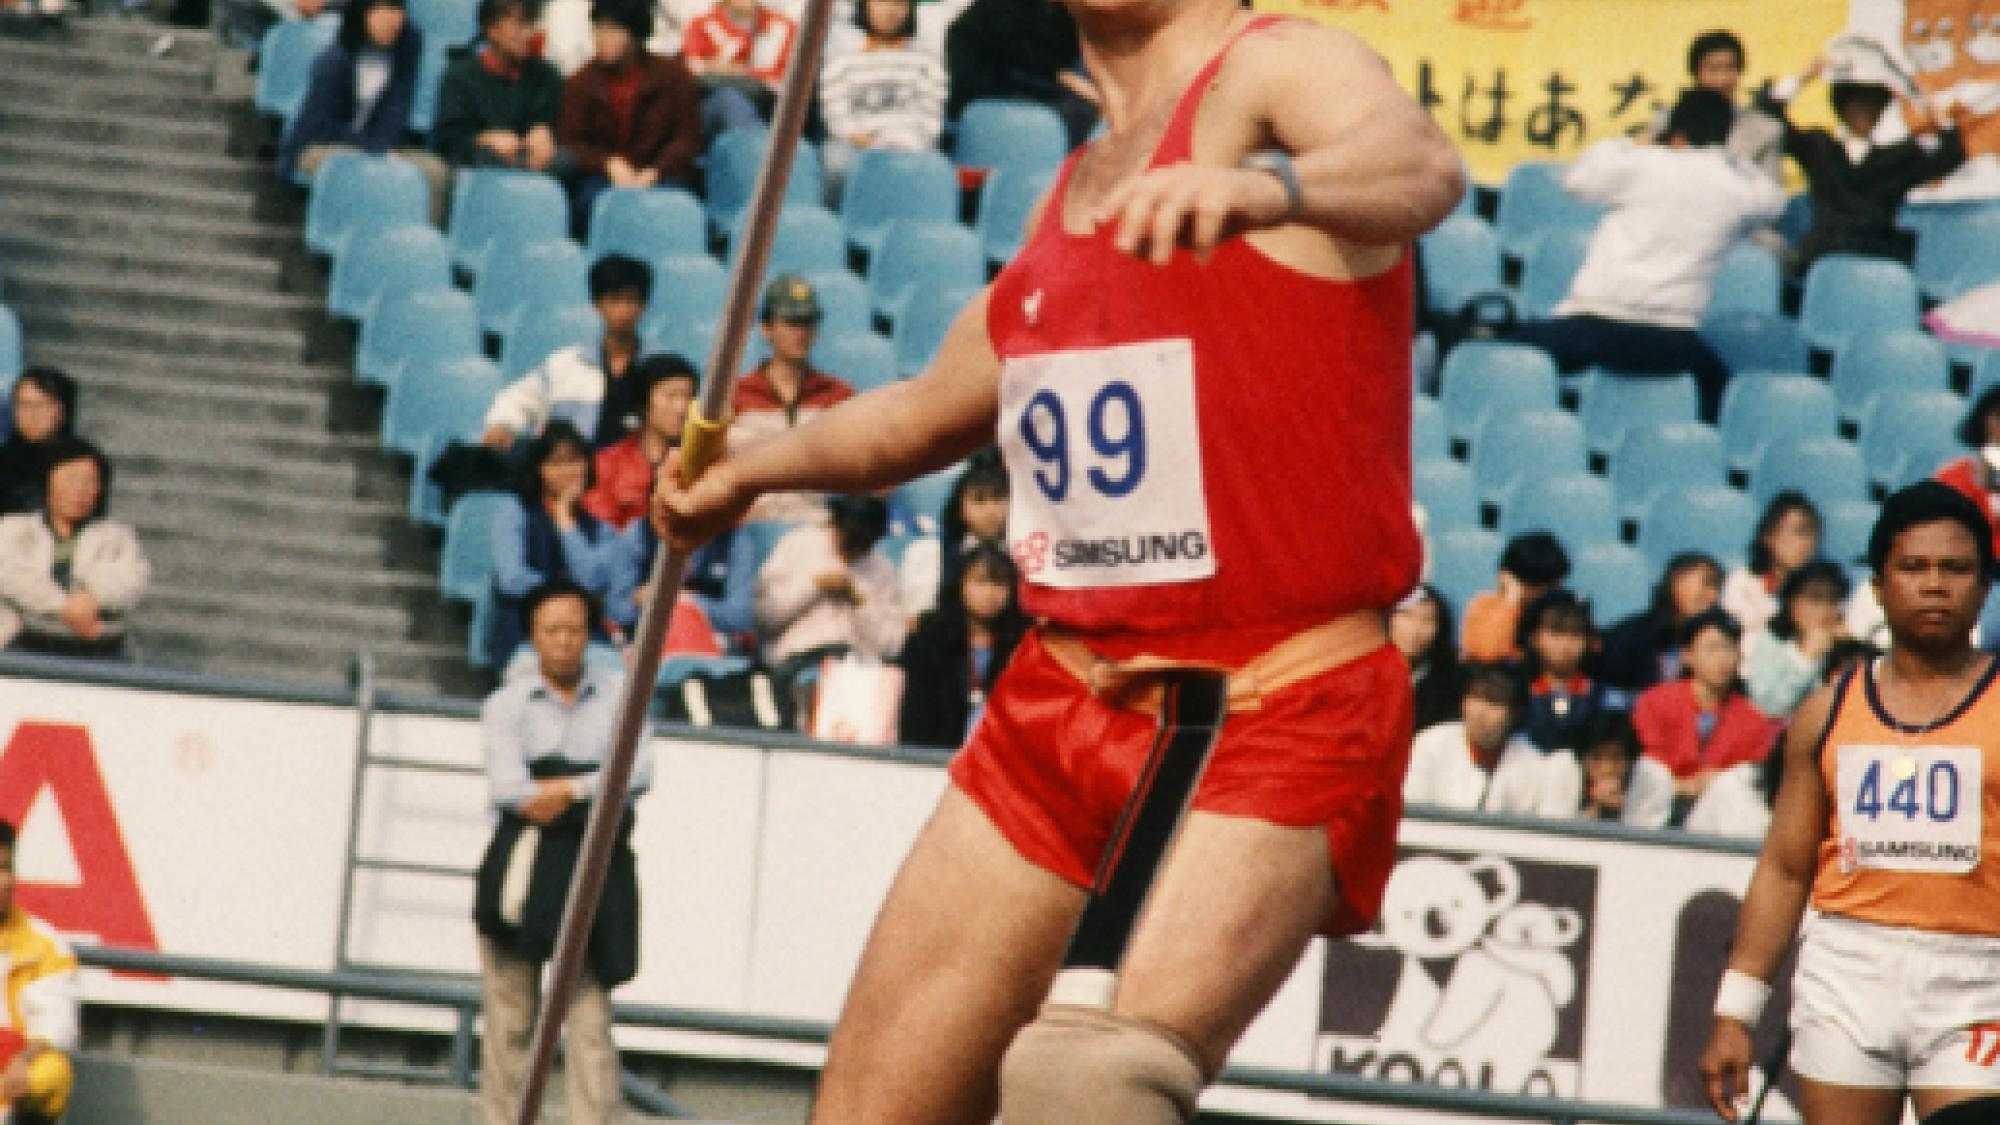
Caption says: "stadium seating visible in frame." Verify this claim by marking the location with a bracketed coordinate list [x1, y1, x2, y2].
[638, 254, 729, 343]
[755, 206, 848, 279]
[954, 99, 1068, 176]
[407, 0, 476, 47]
[327, 224, 451, 322]
[1429, 527, 1503, 614]
[803, 269, 873, 337]
[869, 221, 985, 325]
[472, 238, 590, 336]
[1718, 374, 1838, 471]
[305, 153, 429, 258]
[842, 150, 959, 256]
[647, 316, 718, 370]
[587, 188, 706, 265]
[708, 130, 824, 235]
[1749, 435, 1869, 511]
[1412, 396, 1447, 464]
[253, 19, 333, 120]
[409, 42, 451, 135]
[894, 463, 964, 533]
[381, 354, 504, 457]
[441, 492, 512, 603]
[447, 170, 568, 276]
[1701, 309, 1809, 374]
[1470, 410, 1586, 505]
[0, 306, 20, 383]
[354, 287, 480, 389]
[1568, 542, 1652, 623]
[1437, 341, 1559, 444]
[893, 285, 979, 377]
[1857, 389, 1963, 488]
[976, 165, 1055, 265]
[1819, 498, 1879, 568]
[1608, 421, 1726, 521]
[1708, 241, 1781, 317]
[1498, 472, 1618, 554]
[1829, 329, 1949, 423]
[1914, 208, 2000, 301]
[1413, 458, 1477, 530]
[499, 303, 602, 380]
[1638, 486, 1756, 571]
[1517, 226, 1591, 320]
[1799, 254, 1919, 354]
[813, 330, 898, 392]
[1418, 215, 1502, 317]
[1494, 160, 1603, 261]
[1576, 372, 1699, 455]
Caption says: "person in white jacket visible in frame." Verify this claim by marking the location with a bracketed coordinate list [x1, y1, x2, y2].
[1405, 664, 1572, 817]
[481, 255, 653, 451]
[755, 493, 906, 688]
[0, 438, 149, 658]
[1564, 711, 1675, 829]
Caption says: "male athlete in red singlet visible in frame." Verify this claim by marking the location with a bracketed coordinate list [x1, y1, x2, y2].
[654, 2, 1463, 1120]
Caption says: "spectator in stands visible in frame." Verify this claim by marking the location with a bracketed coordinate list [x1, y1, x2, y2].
[682, 0, 798, 135]
[1643, 31, 1784, 181]
[0, 819, 76, 1125]
[896, 447, 1007, 618]
[1403, 662, 1568, 815]
[557, 0, 704, 234]
[1742, 560, 1851, 719]
[1565, 711, 1673, 828]
[817, 0, 947, 205]
[1517, 590, 1626, 753]
[279, 0, 452, 216]
[604, 516, 731, 654]
[1511, 89, 1787, 421]
[0, 369, 77, 517]
[1600, 551, 1725, 693]
[731, 275, 857, 524]
[1721, 490, 1822, 635]
[1392, 584, 1462, 734]
[472, 580, 649, 1125]
[896, 541, 1026, 749]
[1632, 609, 1780, 808]
[943, 0, 1096, 147]
[487, 422, 622, 665]
[1757, 53, 1969, 274]
[756, 493, 904, 691]
[583, 354, 696, 529]
[1935, 385, 2000, 558]
[433, 0, 567, 173]
[483, 255, 654, 451]
[1458, 531, 1568, 663]
[0, 439, 148, 660]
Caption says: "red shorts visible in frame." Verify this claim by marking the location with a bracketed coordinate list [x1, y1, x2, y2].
[947, 631, 1414, 936]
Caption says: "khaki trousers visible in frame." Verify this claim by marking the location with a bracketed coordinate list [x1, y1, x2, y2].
[478, 935, 620, 1125]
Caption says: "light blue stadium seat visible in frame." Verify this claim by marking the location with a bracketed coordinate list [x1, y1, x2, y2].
[1638, 486, 1756, 572]
[1517, 226, 1591, 320]
[752, 206, 847, 279]
[254, 20, 333, 119]
[441, 491, 511, 602]
[1577, 372, 1699, 455]
[587, 188, 705, 264]
[409, 41, 450, 135]
[1718, 375, 1839, 470]
[1859, 390, 1965, 488]
[1569, 542, 1652, 623]
[1749, 435, 1869, 511]
[1470, 410, 1587, 505]
[976, 165, 1055, 265]
[448, 170, 568, 276]
[895, 463, 964, 534]
[893, 285, 978, 377]
[707, 129, 823, 234]
[1609, 421, 1726, 521]
[1438, 341, 1559, 445]
[354, 287, 479, 389]
[407, 0, 475, 47]
[639, 254, 729, 343]
[1494, 160, 1604, 261]
[955, 99, 1068, 176]
[869, 221, 985, 326]
[842, 150, 959, 257]
[814, 330, 897, 393]
[305, 153, 429, 258]
[500, 303, 602, 379]
[1708, 241, 1781, 317]
[1830, 329, 1949, 423]
[0, 306, 20, 384]
[735, 519, 793, 578]
[466, 588, 498, 668]
[647, 316, 718, 371]
[1413, 458, 1477, 531]
[327, 224, 451, 322]
[656, 654, 754, 687]
[1819, 498, 1879, 568]
[1419, 215, 1502, 317]
[1499, 472, 1617, 553]
[1915, 209, 2000, 302]
[1412, 396, 1447, 464]
[1429, 527, 1503, 617]
[1799, 254, 1920, 355]
[1701, 310, 1810, 375]
[381, 354, 505, 457]
[473, 238, 591, 337]
[803, 269, 872, 337]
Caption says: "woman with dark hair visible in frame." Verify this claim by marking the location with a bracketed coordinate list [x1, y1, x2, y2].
[488, 421, 621, 665]
[1935, 384, 2000, 558]
[0, 368, 78, 516]
[1741, 559, 1850, 719]
[1390, 584, 1461, 734]
[1566, 710, 1674, 828]
[1459, 530, 1570, 662]
[1721, 490, 1821, 636]
[1516, 589, 1625, 752]
[897, 542, 1028, 748]
[1600, 551, 1725, 693]
[899, 447, 1009, 619]
[278, 0, 450, 204]
[556, 0, 704, 232]
[817, 0, 947, 204]
[1632, 608, 1780, 806]
[0, 437, 149, 658]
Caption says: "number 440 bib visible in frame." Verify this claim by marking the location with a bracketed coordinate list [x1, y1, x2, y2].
[1835, 743, 1983, 874]
[999, 339, 1217, 590]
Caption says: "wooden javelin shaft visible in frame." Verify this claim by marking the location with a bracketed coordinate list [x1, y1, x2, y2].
[510, 1, 838, 1117]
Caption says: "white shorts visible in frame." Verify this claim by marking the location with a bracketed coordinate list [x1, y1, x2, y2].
[1791, 911, 2000, 1090]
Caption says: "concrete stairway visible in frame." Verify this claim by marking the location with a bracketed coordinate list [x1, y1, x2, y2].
[0, 17, 485, 698]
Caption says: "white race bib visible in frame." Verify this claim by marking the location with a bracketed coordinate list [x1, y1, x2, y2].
[1835, 743, 1983, 874]
[999, 340, 1216, 590]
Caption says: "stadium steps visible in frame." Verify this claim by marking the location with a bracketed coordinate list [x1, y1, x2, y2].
[0, 17, 477, 699]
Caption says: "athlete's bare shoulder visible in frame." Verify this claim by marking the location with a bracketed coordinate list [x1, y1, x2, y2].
[1206, 16, 1395, 110]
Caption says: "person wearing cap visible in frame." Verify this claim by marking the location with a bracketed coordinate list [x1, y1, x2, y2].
[483, 255, 656, 452]
[556, 0, 704, 234]
[729, 275, 858, 524]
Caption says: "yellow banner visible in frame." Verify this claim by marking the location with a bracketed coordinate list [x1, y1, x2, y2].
[1256, 0, 1849, 183]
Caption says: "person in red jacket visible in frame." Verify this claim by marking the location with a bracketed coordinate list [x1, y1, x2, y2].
[1634, 607, 1782, 808]
[681, 0, 796, 135]
[558, 0, 704, 234]
[584, 355, 696, 530]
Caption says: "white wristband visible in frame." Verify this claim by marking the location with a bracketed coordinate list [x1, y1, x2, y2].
[1714, 969, 1771, 1026]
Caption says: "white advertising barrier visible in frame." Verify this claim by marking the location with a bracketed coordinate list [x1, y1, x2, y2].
[0, 671, 1784, 1119]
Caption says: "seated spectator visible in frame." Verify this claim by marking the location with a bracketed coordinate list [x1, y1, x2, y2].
[0, 818, 78, 1125]
[0, 438, 149, 660]
[1404, 663, 1568, 815]
[1643, 30, 1784, 181]
[584, 354, 697, 529]
[896, 541, 1025, 749]
[1721, 490, 1823, 634]
[557, 0, 704, 233]
[488, 422, 623, 665]
[1517, 590, 1626, 752]
[1758, 52, 1969, 275]
[609, 511, 757, 646]
[1511, 90, 1787, 421]
[818, 0, 947, 205]
[943, 0, 1096, 147]
[1393, 584, 1463, 735]
[1565, 711, 1674, 828]
[1458, 531, 1568, 663]
[1743, 560, 1851, 719]
[0, 369, 77, 517]
[1633, 609, 1781, 808]
[755, 493, 905, 690]
[483, 255, 654, 451]
[433, 0, 566, 173]
[897, 446, 1006, 619]
[278, 0, 451, 215]
[1935, 385, 2000, 558]
[682, 0, 798, 135]
[731, 275, 857, 524]
[1601, 551, 1725, 693]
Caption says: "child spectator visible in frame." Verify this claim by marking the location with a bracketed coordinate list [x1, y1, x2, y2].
[1633, 609, 1781, 808]
[1742, 560, 1851, 719]
[731, 275, 858, 524]
[0, 438, 149, 659]
[1393, 584, 1463, 735]
[1459, 531, 1569, 663]
[818, 0, 947, 205]
[1566, 711, 1675, 828]
[1516, 590, 1626, 752]
[279, 0, 451, 212]
[896, 541, 1026, 749]
[483, 255, 654, 451]
[433, 0, 566, 172]
[1721, 490, 1822, 635]
[0, 369, 77, 517]
[897, 447, 1007, 619]
[1601, 551, 1725, 693]
[583, 355, 696, 530]
[1935, 385, 2000, 558]
[1403, 663, 1568, 815]
[755, 493, 905, 689]
[487, 422, 623, 665]
[557, 0, 704, 233]
[682, 0, 797, 134]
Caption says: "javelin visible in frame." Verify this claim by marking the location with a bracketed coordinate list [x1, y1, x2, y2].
[510, 0, 839, 1116]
